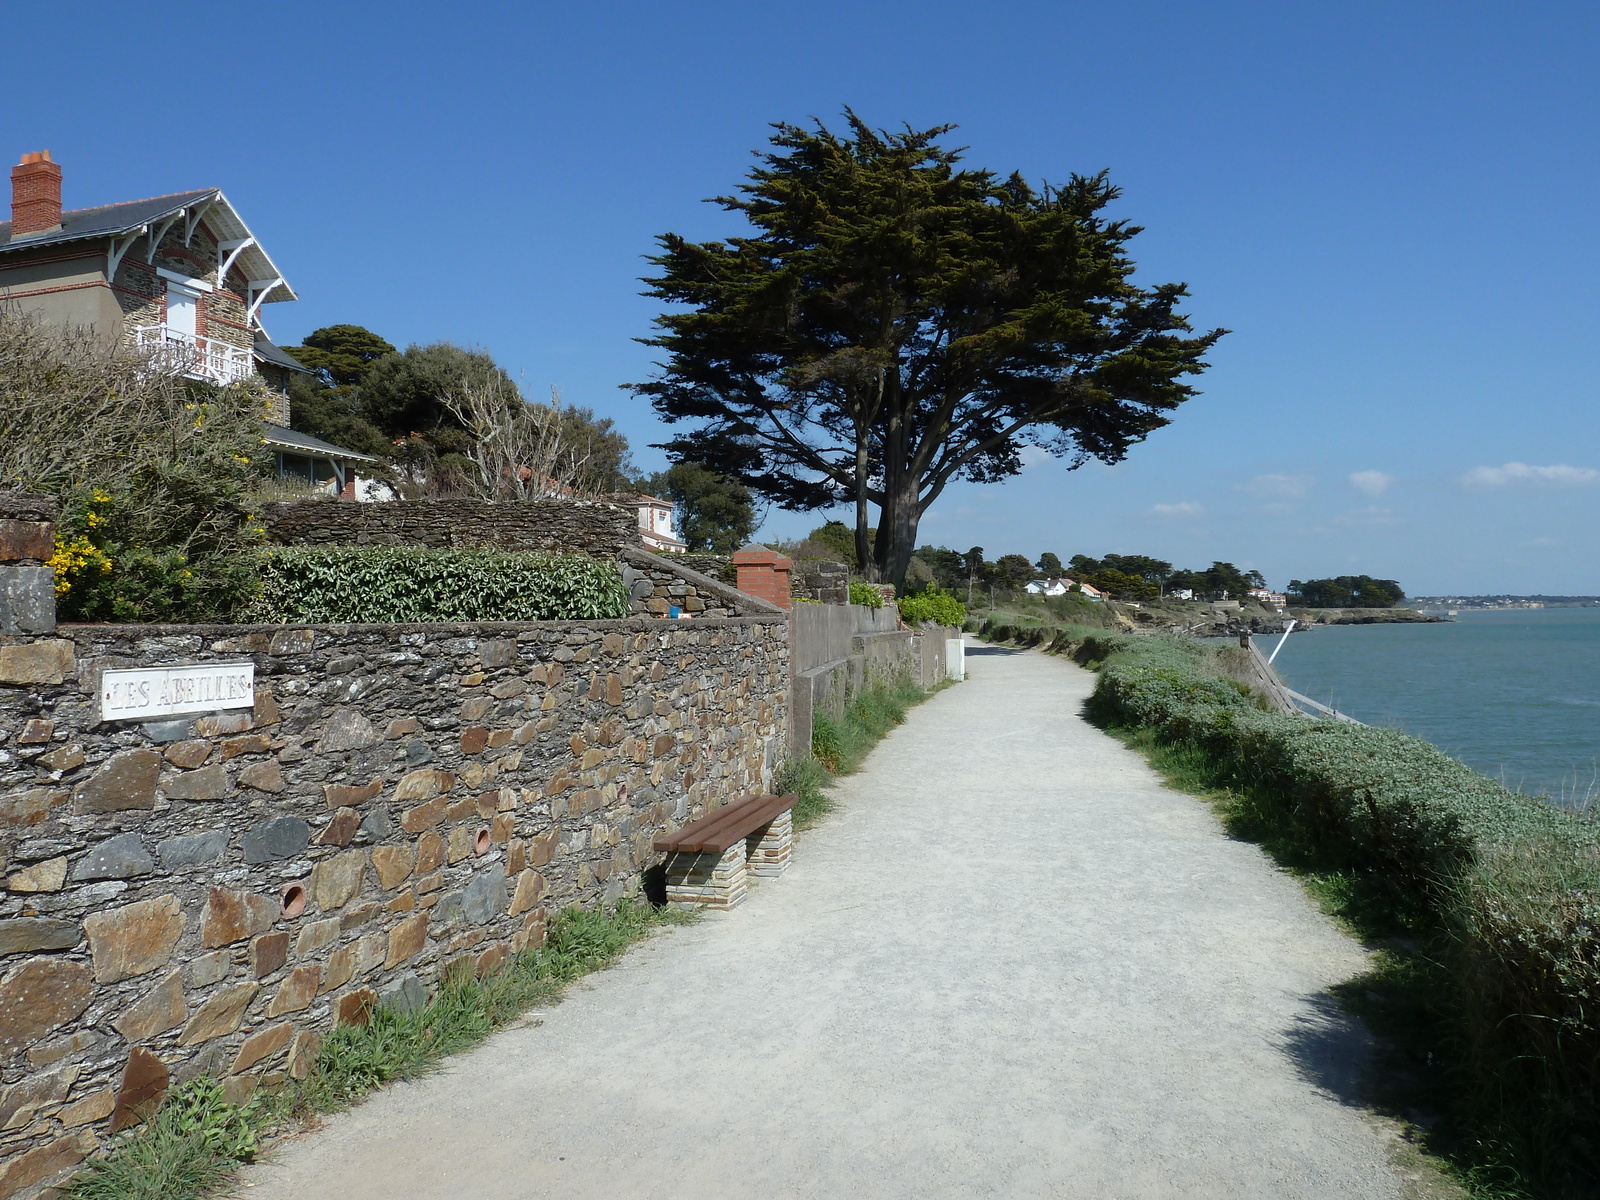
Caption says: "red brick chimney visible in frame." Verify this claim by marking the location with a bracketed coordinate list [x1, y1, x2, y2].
[11, 150, 63, 236]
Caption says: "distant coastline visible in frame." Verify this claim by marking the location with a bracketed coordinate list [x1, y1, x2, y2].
[1412, 594, 1600, 611]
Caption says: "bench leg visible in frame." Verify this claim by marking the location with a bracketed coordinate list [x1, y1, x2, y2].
[745, 810, 793, 879]
[663, 842, 748, 909]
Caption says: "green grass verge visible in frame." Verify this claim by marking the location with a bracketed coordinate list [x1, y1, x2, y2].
[67, 900, 689, 1200]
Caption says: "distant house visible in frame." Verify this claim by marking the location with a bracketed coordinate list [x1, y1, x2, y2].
[1169, 588, 1195, 601]
[1248, 587, 1288, 609]
[1024, 577, 1104, 601]
[623, 494, 687, 553]
[1, 149, 376, 497]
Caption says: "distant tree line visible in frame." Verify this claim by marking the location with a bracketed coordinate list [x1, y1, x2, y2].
[1287, 576, 1405, 608]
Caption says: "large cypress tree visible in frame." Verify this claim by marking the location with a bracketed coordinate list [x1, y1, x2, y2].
[633, 112, 1226, 587]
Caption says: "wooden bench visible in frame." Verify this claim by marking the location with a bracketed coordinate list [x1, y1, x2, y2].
[652, 793, 798, 909]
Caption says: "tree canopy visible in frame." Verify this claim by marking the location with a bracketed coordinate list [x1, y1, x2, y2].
[634, 111, 1224, 589]
[1288, 576, 1405, 608]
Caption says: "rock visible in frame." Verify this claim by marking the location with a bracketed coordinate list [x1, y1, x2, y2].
[38, 742, 84, 771]
[0, 1062, 80, 1130]
[0, 637, 73, 684]
[110, 1046, 169, 1132]
[384, 912, 428, 969]
[294, 917, 340, 959]
[163, 739, 212, 768]
[286, 1028, 322, 1078]
[415, 831, 446, 874]
[395, 767, 446, 803]
[316, 807, 362, 846]
[0, 787, 68, 830]
[186, 949, 229, 989]
[163, 763, 229, 801]
[508, 870, 546, 918]
[239, 760, 286, 792]
[70, 831, 154, 881]
[84, 894, 184, 983]
[431, 890, 464, 930]
[357, 806, 392, 842]
[384, 717, 420, 739]
[220, 733, 272, 759]
[27, 1029, 102, 1069]
[266, 965, 320, 1016]
[404, 738, 434, 766]
[17, 718, 53, 744]
[241, 816, 310, 863]
[335, 987, 377, 1027]
[0, 518, 55, 561]
[323, 777, 383, 808]
[526, 828, 559, 868]
[6, 854, 68, 892]
[59, 1085, 116, 1128]
[156, 828, 228, 869]
[229, 1021, 293, 1074]
[372, 844, 416, 889]
[401, 795, 448, 833]
[177, 981, 258, 1046]
[0, 1130, 96, 1196]
[479, 639, 516, 668]
[0, 957, 94, 1056]
[460, 726, 489, 755]
[250, 931, 289, 978]
[73, 749, 161, 813]
[316, 708, 379, 753]
[310, 850, 367, 910]
[195, 712, 252, 737]
[324, 942, 358, 991]
[201, 887, 277, 948]
[380, 972, 428, 1015]
[112, 971, 186, 1041]
[0, 917, 79, 956]
[141, 718, 196, 742]
[462, 864, 508, 924]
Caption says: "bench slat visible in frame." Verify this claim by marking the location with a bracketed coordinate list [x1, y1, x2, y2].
[653, 793, 797, 854]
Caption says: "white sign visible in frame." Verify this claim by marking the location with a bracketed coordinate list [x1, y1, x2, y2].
[101, 663, 255, 722]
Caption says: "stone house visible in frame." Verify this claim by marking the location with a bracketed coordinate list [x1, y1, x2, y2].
[0, 150, 376, 497]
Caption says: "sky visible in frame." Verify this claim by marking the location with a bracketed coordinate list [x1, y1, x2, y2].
[8, 1, 1600, 595]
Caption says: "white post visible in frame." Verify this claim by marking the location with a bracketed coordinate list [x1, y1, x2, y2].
[1267, 619, 1298, 664]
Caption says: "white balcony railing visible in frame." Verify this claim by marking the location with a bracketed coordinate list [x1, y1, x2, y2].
[132, 325, 255, 385]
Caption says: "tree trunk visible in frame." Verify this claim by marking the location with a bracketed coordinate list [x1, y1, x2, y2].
[854, 437, 876, 581]
[879, 476, 922, 593]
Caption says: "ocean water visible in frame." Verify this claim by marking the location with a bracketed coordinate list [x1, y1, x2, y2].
[1268, 608, 1600, 806]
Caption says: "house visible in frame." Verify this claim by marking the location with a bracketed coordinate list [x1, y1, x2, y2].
[623, 494, 687, 553]
[1248, 587, 1288, 609]
[1169, 588, 1195, 601]
[1023, 577, 1104, 601]
[1, 150, 376, 496]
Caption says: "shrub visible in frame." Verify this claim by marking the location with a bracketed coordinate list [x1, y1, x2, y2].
[848, 581, 884, 608]
[251, 546, 629, 623]
[897, 587, 965, 627]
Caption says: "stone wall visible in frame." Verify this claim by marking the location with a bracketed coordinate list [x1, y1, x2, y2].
[259, 499, 640, 557]
[620, 547, 778, 621]
[0, 496, 56, 639]
[0, 614, 786, 1197]
[791, 560, 849, 605]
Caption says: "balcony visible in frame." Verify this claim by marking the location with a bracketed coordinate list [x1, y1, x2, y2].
[132, 324, 255, 385]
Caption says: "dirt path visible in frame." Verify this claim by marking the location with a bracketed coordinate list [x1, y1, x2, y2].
[241, 644, 1409, 1199]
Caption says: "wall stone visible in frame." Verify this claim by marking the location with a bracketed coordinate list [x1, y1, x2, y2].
[0, 614, 786, 1193]
[791, 560, 849, 605]
[259, 498, 640, 557]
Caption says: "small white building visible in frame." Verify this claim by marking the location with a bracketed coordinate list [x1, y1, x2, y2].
[1248, 587, 1288, 609]
[1169, 588, 1195, 601]
[1025, 577, 1104, 601]
[626, 494, 687, 553]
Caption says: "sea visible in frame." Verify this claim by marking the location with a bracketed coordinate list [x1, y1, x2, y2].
[1268, 608, 1600, 808]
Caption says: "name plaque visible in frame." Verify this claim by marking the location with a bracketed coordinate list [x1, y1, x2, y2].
[101, 662, 255, 722]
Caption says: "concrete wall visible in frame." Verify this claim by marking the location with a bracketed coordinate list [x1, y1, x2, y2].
[788, 604, 950, 759]
[0, 614, 787, 1197]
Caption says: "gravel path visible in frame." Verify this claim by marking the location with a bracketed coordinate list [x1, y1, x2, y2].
[241, 643, 1404, 1199]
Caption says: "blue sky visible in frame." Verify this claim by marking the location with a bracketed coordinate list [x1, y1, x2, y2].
[9, 1, 1600, 594]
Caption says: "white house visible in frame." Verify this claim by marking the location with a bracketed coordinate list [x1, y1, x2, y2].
[1169, 588, 1195, 601]
[1248, 587, 1288, 609]
[626, 494, 687, 553]
[1024, 577, 1104, 601]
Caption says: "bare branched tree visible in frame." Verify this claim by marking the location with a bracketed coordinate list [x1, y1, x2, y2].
[443, 376, 608, 501]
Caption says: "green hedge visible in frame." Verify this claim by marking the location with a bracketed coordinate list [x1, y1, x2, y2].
[1017, 624, 1600, 1184]
[251, 546, 630, 623]
[897, 587, 965, 628]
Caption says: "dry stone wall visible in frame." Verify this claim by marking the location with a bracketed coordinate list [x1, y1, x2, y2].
[0, 615, 786, 1198]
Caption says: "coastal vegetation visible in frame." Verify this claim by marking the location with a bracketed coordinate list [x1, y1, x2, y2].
[1288, 574, 1406, 608]
[979, 619, 1600, 1196]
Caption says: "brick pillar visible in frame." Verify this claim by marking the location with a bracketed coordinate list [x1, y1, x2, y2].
[0, 493, 57, 635]
[732, 544, 794, 610]
[10, 151, 63, 236]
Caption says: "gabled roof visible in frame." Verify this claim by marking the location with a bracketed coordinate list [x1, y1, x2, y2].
[0, 188, 297, 303]
[253, 333, 313, 373]
[262, 424, 379, 464]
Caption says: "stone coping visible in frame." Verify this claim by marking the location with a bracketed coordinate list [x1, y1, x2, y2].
[39, 614, 786, 639]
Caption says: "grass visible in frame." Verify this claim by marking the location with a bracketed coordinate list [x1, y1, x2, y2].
[1107, 724, 1538, 1200]
[67, 900, 691, 1200]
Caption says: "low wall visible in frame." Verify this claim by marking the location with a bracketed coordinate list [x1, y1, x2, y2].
[260, 498, 639, 557]
[0, 614, 786, 1197]
[620, 547, 778, 620]
[791, 560, 848, 605]
[788, 604, 949, 757]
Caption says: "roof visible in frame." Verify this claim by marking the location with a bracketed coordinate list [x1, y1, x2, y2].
[0, 188, 297, 302]
[262, 423, 379, 464]
[253, 334, 313, 373]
